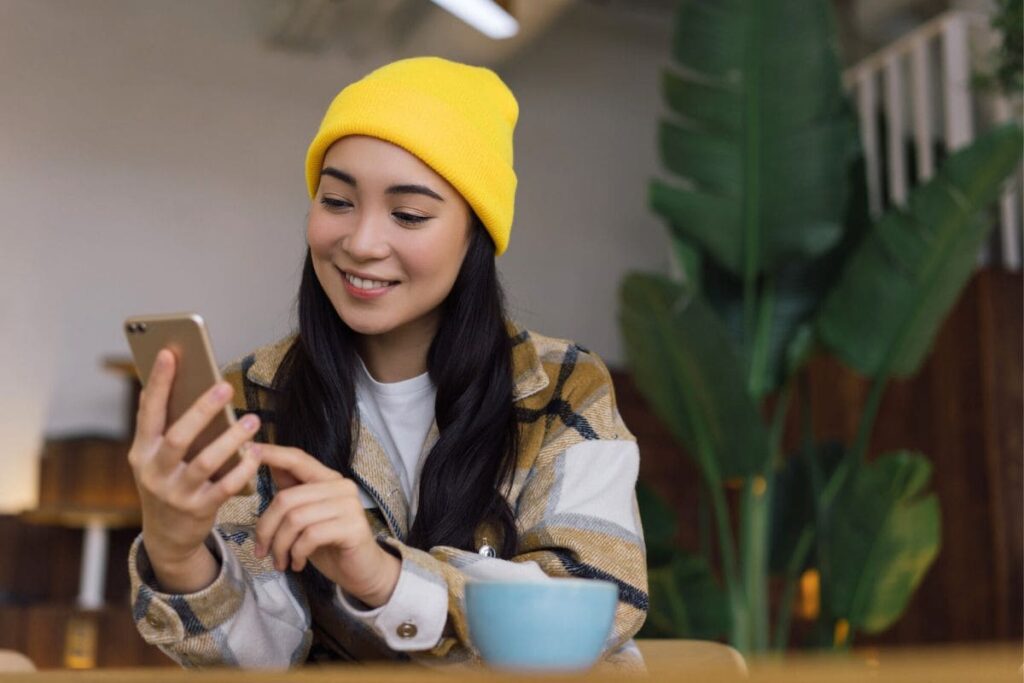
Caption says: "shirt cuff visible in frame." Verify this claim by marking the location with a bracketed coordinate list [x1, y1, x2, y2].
[128, 531, 245, 645]
[333, 552, 448, 651]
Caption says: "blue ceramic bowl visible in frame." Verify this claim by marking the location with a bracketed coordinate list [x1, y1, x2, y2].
[465, 578, 618, 671]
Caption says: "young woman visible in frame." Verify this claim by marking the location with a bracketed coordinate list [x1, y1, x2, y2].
[126, 56, 648, 670]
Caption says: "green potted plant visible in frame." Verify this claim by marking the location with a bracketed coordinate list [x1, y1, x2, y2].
[620, 0, 1023, 653]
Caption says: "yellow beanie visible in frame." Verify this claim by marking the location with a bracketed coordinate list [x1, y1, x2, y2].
[305, 56, 519, 257]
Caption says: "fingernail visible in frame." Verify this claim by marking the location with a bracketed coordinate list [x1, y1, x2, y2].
[213, 382, 231, 399]
[254, 542, 264, 557]
[241, 414, 259, 430]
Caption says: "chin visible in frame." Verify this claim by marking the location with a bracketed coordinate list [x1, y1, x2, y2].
[337, 310, 401, 336]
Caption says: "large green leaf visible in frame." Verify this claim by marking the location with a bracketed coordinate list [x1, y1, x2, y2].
[698, 145, 872, 395]
[640, 552, 731, 640]
[824, 452, 941, 633]
[650, 0, 858, 277]
[817, 123, 1024, 377]
[618, 273, 771, 480]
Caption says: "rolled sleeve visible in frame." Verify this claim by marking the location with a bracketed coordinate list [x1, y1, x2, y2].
[127, 527, 312, 668]
[128, 531, 245, 646]
[333, 550, 448, 651]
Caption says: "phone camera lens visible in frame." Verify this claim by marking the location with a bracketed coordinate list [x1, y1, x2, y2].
[139, 323, 147, 332]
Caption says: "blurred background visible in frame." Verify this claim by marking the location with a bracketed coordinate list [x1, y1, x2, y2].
[0, 0, 1020, 671]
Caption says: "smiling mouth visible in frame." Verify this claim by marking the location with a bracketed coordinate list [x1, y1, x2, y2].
[338, 268, 399, 291]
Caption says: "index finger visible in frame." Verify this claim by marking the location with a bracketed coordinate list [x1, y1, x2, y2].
[135, 348, 175, 444]
[258, 445, 340, 485]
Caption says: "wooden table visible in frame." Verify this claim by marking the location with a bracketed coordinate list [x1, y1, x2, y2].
[0, 641, 1018, 682]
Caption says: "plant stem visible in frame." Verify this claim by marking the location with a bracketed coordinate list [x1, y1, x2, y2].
[707, 475, 742, 621]
[772, 371, 823, 650]
[749, 277, 776, 396]
[686, 413, 741, 635]
[848, 374, 887, 465]
[698, 449, 745, 648]
[740, 473, 771, 652]
[698, 483, 712, 561]
[741, 0, 763, 354]
[772, 527, 814, 650]
[769, 378, 794, 468]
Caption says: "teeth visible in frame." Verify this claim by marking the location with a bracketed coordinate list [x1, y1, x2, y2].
[345, 273, 394, 290]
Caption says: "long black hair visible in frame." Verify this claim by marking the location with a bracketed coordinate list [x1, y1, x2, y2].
[271, 214, 521, 577]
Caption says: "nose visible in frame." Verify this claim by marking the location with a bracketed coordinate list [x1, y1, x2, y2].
[343, 209, 391, 261]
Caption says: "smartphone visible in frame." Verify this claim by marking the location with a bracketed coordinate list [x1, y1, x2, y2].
[123, 312, 255, 496]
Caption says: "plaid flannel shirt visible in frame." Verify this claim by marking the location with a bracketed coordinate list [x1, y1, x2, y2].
[127, 320, 649, 670]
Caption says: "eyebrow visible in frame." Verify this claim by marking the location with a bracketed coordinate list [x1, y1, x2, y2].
[320, 167, 445, 202]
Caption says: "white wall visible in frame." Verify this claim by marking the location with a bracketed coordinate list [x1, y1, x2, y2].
[0, 0, 672, 511]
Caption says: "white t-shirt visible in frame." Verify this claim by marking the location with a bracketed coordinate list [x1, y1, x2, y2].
[353, 353, 436, 520]
[335, 353, 556, 650]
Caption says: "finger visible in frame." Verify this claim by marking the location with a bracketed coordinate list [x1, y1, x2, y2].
[152, 380, 235, 473]
[254, 480, 352, 555]
[194, 445, 263, 513]
[135, 348, 176, 444]
[265, 500, 340, 572]
[176, 412, 262, 491]
[268, 464, 301, 492]
[290, 518, 353, 572]
[258, 445, 339, 486]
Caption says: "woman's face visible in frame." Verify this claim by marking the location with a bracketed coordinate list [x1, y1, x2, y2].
[307, 135, 473, 340]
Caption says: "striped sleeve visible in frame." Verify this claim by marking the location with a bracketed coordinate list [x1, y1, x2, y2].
[125, 357, 314, 669]
[127, 526, 313, 668]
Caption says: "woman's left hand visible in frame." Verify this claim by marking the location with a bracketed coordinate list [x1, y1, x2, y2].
[253, 445, 401, 608]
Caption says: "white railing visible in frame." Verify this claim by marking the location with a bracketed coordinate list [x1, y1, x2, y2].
[843, 10, 1023, 271]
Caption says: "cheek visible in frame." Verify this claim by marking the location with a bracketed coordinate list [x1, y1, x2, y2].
[306, 211, 336, 255]
[399, 242, 459, 284]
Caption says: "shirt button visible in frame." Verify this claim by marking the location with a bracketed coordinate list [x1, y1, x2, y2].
[396, 621, 418, 639]
[478, 544, 496, 558]
[145, 612, 164, 629]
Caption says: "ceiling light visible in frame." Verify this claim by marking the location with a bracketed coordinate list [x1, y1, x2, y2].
[428, 0, 519, 39]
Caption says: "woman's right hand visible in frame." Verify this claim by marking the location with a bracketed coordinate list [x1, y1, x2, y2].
[128, 348, 263, 576]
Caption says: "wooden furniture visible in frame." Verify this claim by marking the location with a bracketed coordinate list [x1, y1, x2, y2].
[638, 639, 746, 675]
[0, 355, 153, 670]
[17, 438, 144, 670]
[0, 642, 1015, 682]
[19, 507, 142, 611]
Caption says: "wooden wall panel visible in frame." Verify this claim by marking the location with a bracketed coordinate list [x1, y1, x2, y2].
[614, 268, 1022, 645]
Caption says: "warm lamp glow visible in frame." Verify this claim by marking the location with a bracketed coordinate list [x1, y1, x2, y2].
[1, 236, 55, 513]
[797, 568, 820, 621]
[0, 414, 43, 513]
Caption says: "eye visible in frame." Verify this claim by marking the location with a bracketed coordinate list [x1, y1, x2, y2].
[320, 197, 351, 210]
[394, 212, 429, 226]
